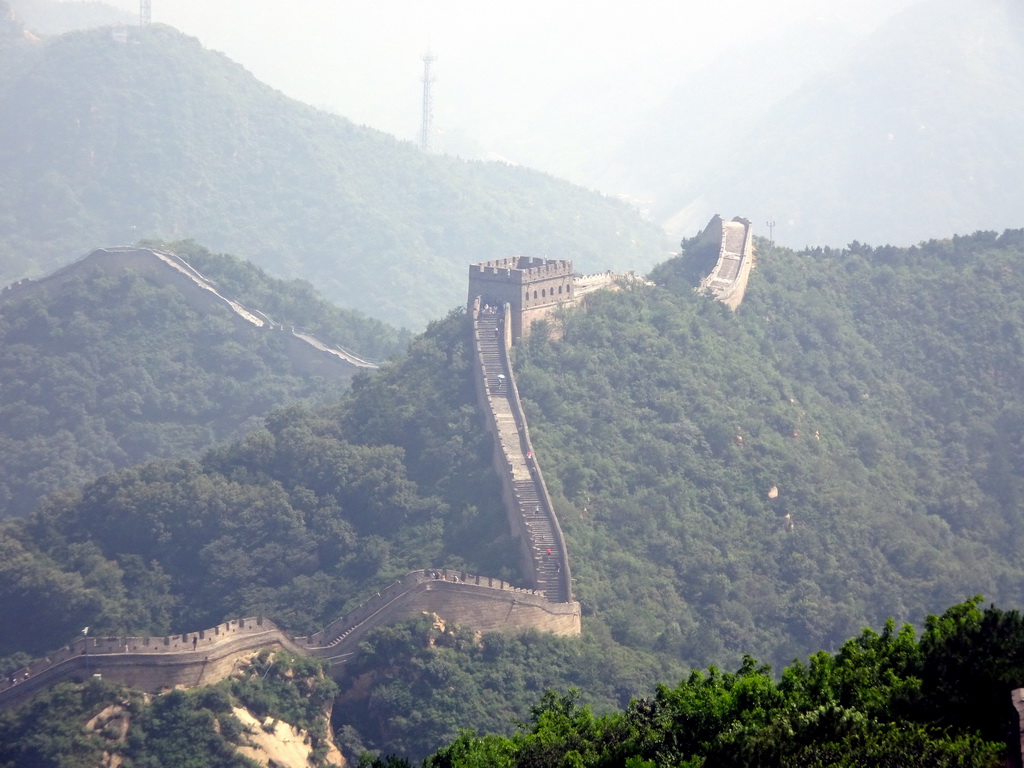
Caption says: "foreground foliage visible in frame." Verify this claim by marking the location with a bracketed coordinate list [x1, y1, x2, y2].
[6, 600, 1019, 766]
[411, 599, 1017, 767]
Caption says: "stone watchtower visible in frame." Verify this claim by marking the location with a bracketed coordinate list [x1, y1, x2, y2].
[468, 257, 575, 342]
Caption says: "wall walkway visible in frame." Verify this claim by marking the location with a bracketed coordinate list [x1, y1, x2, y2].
[0, 266, 584, 711]
[470, 298, 574, 603]
[0, 568, 580, 710]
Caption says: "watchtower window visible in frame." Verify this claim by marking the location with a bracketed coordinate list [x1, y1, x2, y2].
[542, 289, 546, 298]
[558, 285, 563, 294]
[534, 290, 538, 299]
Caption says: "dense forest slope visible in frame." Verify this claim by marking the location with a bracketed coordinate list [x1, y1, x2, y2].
[514, 229, 1024, 670]
[0, 311, 517, 662]
[0, 241, 402, 517]
[0, 18, 668, 328]
[4, 230, 1024, 760]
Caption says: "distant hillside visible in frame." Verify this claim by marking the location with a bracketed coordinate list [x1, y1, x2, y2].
[0, 241, 401, 517]
[0, 23, 669, 328]
[656, 0, 1024, 246]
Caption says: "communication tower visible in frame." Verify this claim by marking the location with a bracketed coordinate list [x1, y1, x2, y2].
[419, 51, 436, 152]
[140, 0, 151, 25]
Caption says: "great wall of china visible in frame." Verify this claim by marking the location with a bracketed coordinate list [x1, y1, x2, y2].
[696, 215, 756, 309]
[0, 220, 749, 708]
[0, 246, 380, 373]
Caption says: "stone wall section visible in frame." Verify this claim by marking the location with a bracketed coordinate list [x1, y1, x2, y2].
[469, 298, 575, 604]
[0, 246, 379, 372]
[697, 215, 756, 310]
[297, 569, 579, 660]
[468, 257, 576, 341]
[0, 570, 581, 710]
[0, 617, 302, 710]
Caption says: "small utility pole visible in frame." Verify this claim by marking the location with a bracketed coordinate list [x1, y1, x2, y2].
[420, 51, 436, 152]
[140, 0, 151, 25]
[766, 218, 776, 248]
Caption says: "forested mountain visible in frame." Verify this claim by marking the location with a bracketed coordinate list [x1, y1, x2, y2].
[4, 229, 1024, 761]
[515, 229, 1024, 670]
[0, 19, 668, 328]
[0, 240, 403, 517]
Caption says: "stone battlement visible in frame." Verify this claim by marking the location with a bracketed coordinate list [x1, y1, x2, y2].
[470, 256, 575, 283]
[0, 569, 581, 710]
[469, 256, 578, 341]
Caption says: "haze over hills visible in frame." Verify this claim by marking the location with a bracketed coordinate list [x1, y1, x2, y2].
[0, 16, 668, 329]
[629, 0, 1024, 246]
[5, 0, 131, 35]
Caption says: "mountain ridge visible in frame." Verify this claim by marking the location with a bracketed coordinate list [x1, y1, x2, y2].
[0, 22, 669, 328]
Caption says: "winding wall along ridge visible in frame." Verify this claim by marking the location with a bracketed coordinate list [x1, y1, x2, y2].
[0, 246, 381, 370]
[470, 298, 574, 602]
[0, 568, 579, 709]
[0, 268, 582, 710]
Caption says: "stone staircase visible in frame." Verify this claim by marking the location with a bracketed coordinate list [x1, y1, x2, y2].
[474, 308, 569, 603]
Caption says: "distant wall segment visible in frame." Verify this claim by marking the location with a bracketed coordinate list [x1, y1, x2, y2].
[0, 246, 380, 372]
[696, 215, 756, 310]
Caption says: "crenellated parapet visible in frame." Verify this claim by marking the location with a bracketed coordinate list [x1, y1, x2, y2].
[469, 256, 577, 341]
[0, 568, 581, 710]
[0, 617, 302, 710]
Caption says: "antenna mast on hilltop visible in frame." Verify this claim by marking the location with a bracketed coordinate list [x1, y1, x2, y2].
[420, 51, 436, 152]
[140, 0, 151, 25]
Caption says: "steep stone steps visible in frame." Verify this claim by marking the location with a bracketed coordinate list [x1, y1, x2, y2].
[475, 307, 568, 602]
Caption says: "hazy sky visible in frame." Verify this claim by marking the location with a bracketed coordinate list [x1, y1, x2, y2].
[99, 0, 916, 148]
